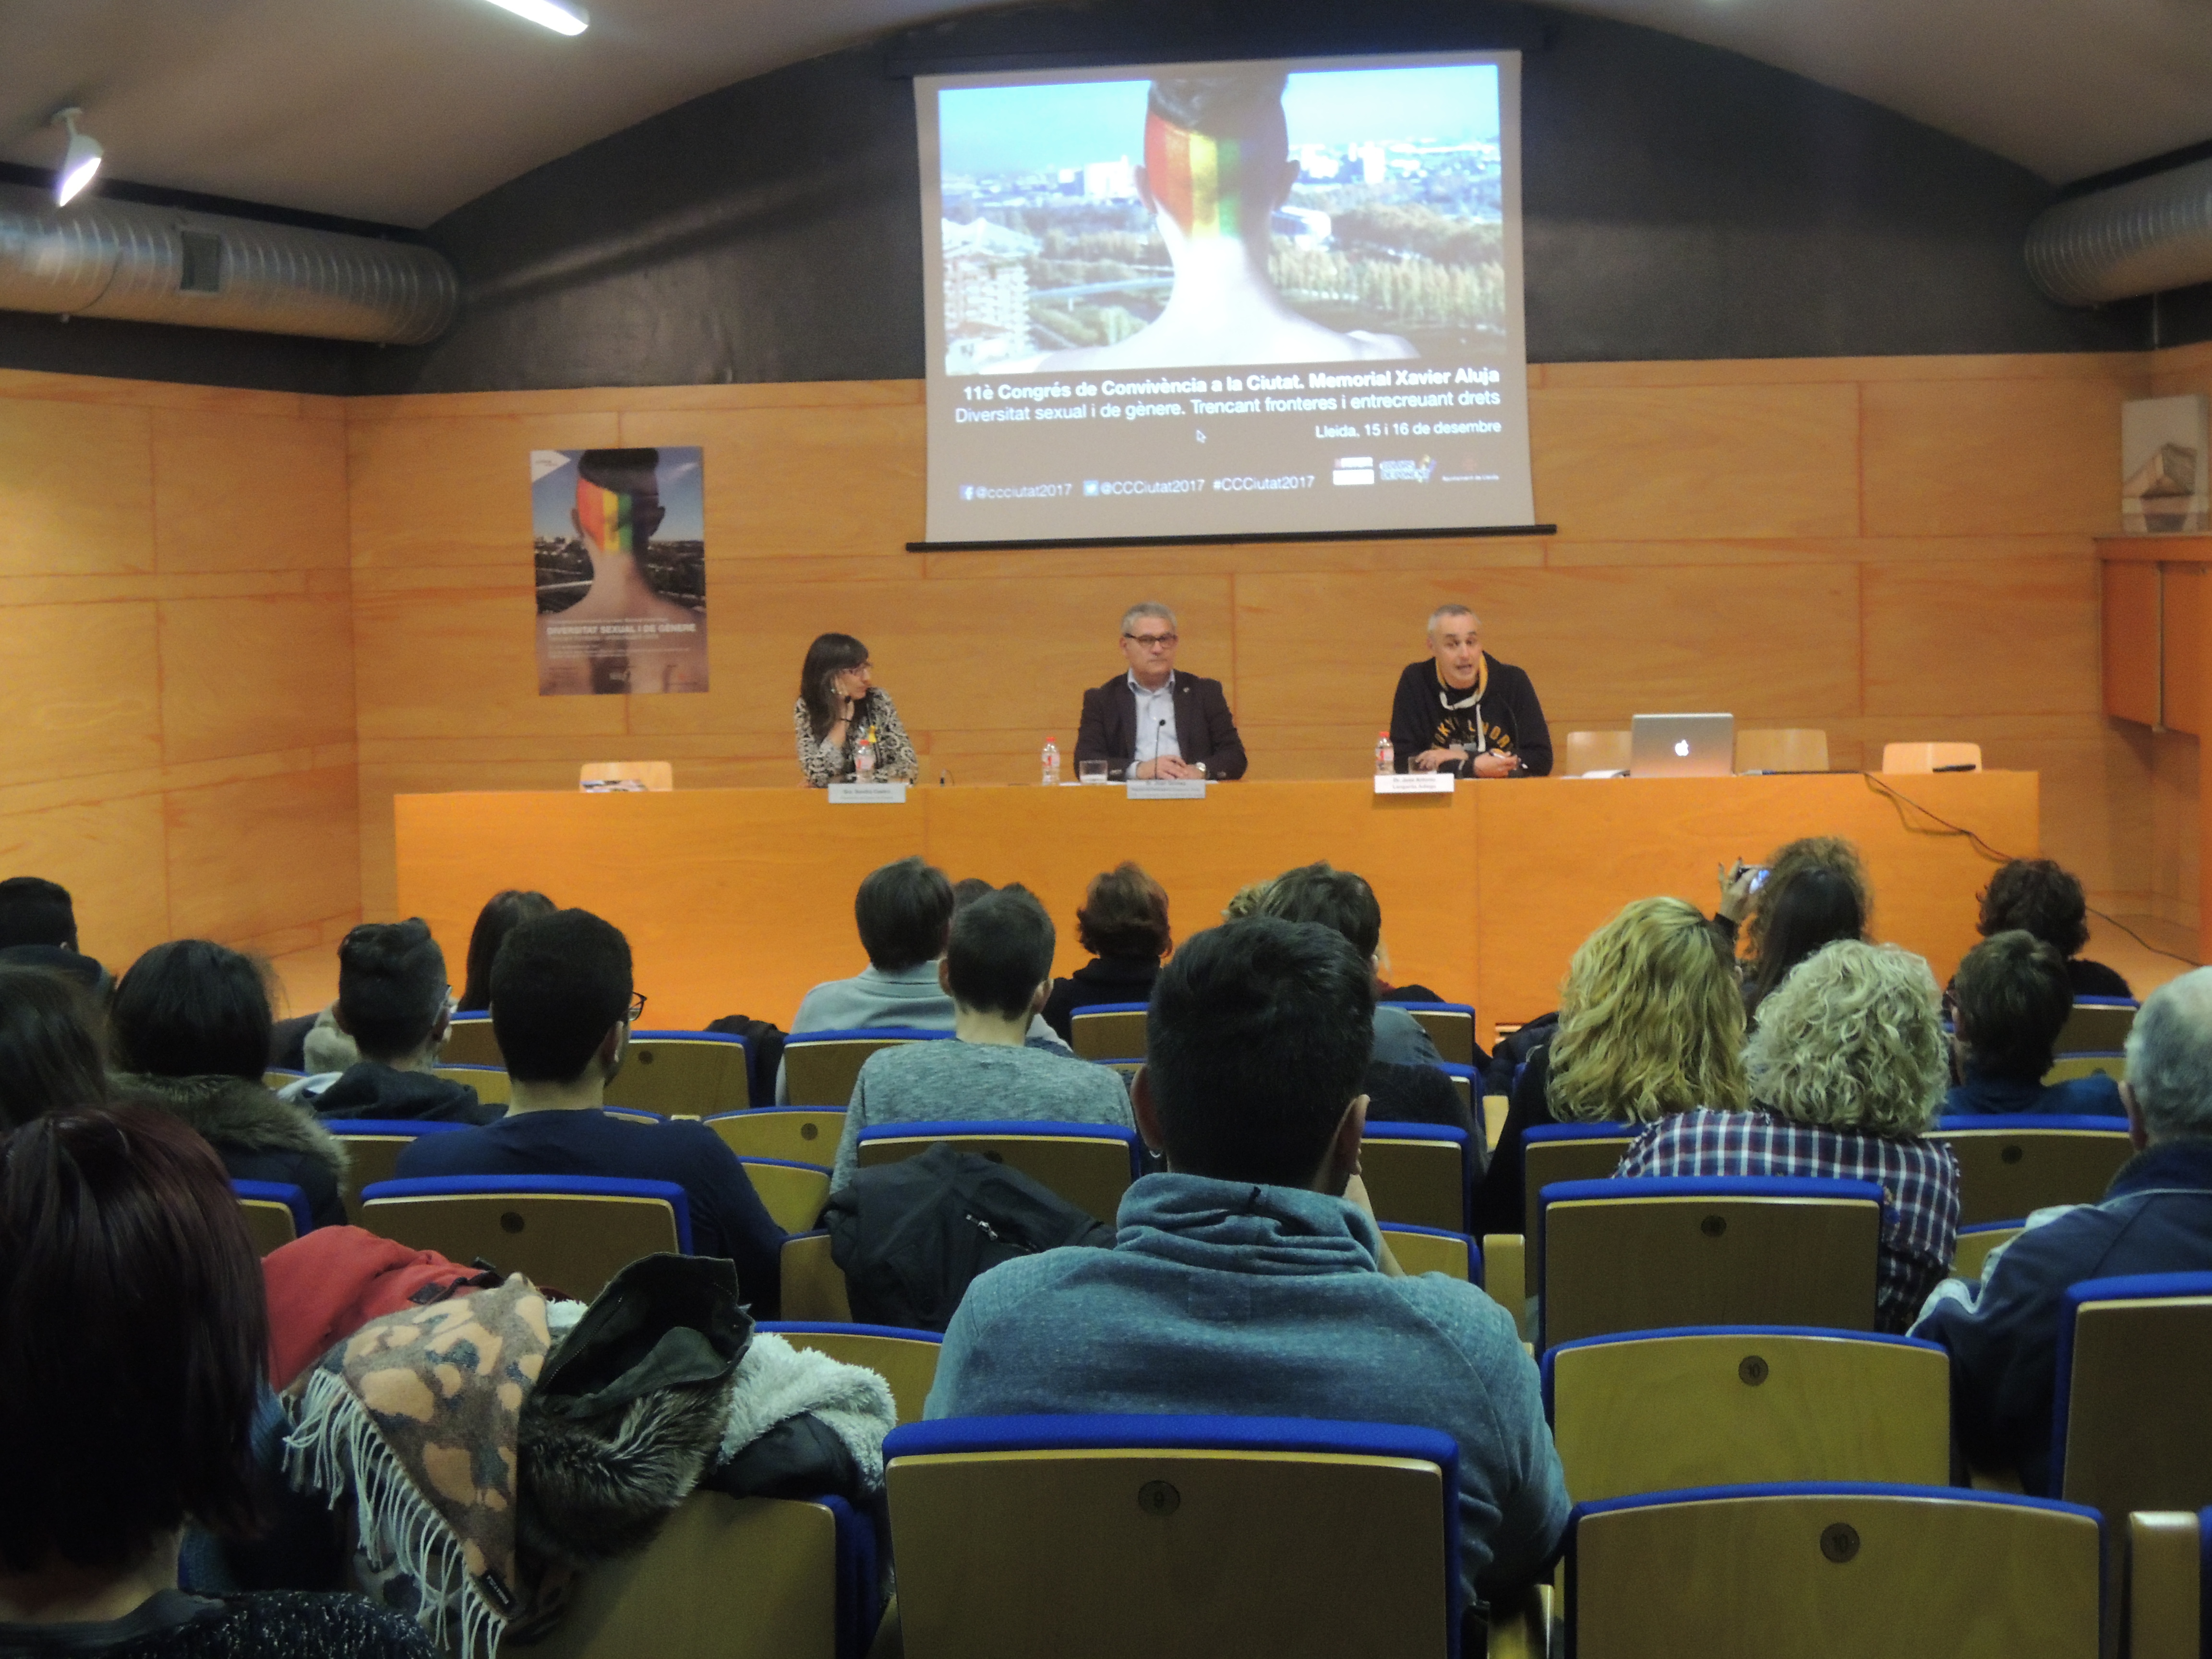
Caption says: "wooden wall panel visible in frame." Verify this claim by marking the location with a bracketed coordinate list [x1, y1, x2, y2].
[346, 411, 621, 570]
[352, 584, 626, 743]
[0, 795, 170, 970]
[160, 595, 356, 763]
[164, 767, 360, 947]
[1862, 557, 2100, 717]
[0, 400, 154, 575]
[2164, 566, 2202, 738]
[1861, 374, 2129, 538]
[152, 408, 349, 573]
[2103, 562, 2160, 726]
[0, 603, 165, 785]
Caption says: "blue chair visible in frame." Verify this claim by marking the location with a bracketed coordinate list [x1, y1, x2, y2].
[1392, 1000, 1479, 1066]
[1520, 1123, 1639, 1274]
[2050, 1272, 2212, 1519]
[1951, 1218, 2026, 1281]
[2122, 1507, 2208, 1659]
[1067, 1002, 1149, 1062]
[707, 1108, 843, 1166]
[884, 1414, 1463, 1659]
[441, 1012, 501, 1067]
[1378, 1223, 1482, 1284]
[1564, 1482, 2103, 1657]
[233, 1179, 313, 1252]
[783, 1027, 950, 1106]
[359, 1174, 691, 1300]
[737, 1157, 833, 1234]
[1931, 1115, 2135, 1226]
[758, 1321, 943, 1424]
[608, 1029, 753, 1115]
[2055, 996, 2136, 1055]
[1431, 1063, 1485, 1142]
[1537, 1177, 1885, 1349]
[1361, 1120, 1473, 1232]
[325, 1117, 470, 1212]
[854, 1120, 1142, 1224]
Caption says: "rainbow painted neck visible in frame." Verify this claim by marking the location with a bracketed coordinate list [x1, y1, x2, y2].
[577, 482, 643, 552]
[1145, 113, 1263, 240]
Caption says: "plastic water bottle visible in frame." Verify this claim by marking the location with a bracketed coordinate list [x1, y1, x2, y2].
[1041, 738, 1061, 787]
[855, 726, 877, 781]
[1375, 731, 1394, 774]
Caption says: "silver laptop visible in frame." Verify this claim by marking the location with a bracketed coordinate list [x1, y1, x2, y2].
[1630, 713, 1735, 778]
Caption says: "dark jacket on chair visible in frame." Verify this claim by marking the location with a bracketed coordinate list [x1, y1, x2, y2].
[1074, 673, 1247, 779]
[1042, 956, 1161, 1043]
[116, 1071, 350, 1230]
[308, 1061, 504, 1126]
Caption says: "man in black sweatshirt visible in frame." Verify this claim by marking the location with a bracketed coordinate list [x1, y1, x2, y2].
[1388, 605, 1552, 777]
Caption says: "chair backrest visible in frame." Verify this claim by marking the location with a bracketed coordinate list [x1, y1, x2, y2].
[1068, 1003, 1148, 1062]
[760, 1321, 943, 1426]
[884, 1414, 1459, 1659]
[1539, 1177, 1884, 1350]
[1735, 727, 1829, 773]
[1951, 1220, 2025, 1282]
[1521, 1124, 1638, 1264]
[2054, 1274, 2212, 1522]
[1379, 1224, 1478, 1283]
[1880, 741, 1983, 773]
[781, 1231, 853, 1322]
[2042, 1052, 2125, 1085]
[441, 1014, 503, 1068]
[738, 1157, 832, 1235]
[325, 1118, 470, 1213]
[1565, 1484, 2102, 1658]
[233, 1179, 311, 1253]
[1932, 1116, 2136, 1226]
[1565, 730, 1632, 775]
[433, 1063, 512, 1105]
[605, 1032, 752, 1115]
[358, 1175, 689, 1301]
[2056, 999, 2138, 1056]
[854, 1121, 1142, 1225]
[1395, 1002, 1477, 1067]
[1360, 1120, 1472, 1233]
[578, 760, 674, 792]
[783, 1028, 947, 1107]
[1543, 1329, 1950, 1503]
[512, 1490, 873, 1659]
[2125, 1509, 2205, 1659]
[708, 1109, 843, 1166]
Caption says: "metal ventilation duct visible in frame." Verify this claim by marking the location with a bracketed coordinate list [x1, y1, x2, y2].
[0, 183, 457, 345]
[2025, 155, 2212, 308]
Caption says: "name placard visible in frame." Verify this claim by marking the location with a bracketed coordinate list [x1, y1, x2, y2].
[1374, 772, 1455, 794]
[829, 782, 909, 805]
[1126, 780, 1208, 800]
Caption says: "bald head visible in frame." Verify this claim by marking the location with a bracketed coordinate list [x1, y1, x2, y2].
[2125, 967, 2212, 1141]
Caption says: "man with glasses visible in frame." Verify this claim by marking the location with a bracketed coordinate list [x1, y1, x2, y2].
[1074, 601, 1248, 781]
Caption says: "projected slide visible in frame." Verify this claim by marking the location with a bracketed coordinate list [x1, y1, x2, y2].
[915, 53, 1533, 545]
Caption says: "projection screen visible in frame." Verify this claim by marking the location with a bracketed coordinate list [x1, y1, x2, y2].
[914, 52, 1532, 546]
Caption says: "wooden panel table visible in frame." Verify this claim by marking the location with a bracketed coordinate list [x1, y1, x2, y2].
[397, 773, 2036, 1040]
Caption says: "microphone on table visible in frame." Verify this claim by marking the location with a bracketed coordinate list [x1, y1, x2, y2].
[1155, 718, 1167, 771]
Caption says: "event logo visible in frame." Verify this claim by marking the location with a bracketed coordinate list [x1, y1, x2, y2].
[1332, 456, 1376, 486]
[1674, 739, 1691, 757]
[1378, 457, 1436, 483]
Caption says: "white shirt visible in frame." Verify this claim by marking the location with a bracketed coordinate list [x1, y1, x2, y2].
[1129, 671, 1179, 769]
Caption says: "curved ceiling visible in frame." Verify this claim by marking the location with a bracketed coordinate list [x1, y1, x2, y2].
[3, 0, 2208, 229]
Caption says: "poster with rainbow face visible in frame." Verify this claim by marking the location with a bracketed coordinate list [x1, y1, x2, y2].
[529, 447, 708, 697]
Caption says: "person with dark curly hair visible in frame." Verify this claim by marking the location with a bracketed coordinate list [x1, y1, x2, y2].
[1042, 863, 1172, 1043]
[1975, 858, 2131, 1000]
[1945, 931, 2124, 1117]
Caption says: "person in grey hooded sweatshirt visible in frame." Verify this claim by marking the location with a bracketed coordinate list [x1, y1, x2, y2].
[926, 914, 1568, 1614]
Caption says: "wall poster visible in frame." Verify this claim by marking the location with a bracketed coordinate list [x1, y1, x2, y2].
[532, 446, 709, 695]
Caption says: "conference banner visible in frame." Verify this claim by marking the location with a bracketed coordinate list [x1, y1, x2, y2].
[532, 445, 709, 695]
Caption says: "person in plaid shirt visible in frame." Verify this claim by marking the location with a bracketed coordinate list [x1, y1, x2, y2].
[1617, 940, 1960, 1331]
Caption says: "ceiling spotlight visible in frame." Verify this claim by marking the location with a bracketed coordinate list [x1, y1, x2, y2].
[481, 0, 589, 34]
[50, 108, 102, 205]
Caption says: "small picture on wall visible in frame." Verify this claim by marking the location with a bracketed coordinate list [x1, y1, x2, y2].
[2121, 394, 2210, 534]
[532, 446, 709, 696]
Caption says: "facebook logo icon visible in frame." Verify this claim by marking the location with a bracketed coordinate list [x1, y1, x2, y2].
[961, 486, 974, 500]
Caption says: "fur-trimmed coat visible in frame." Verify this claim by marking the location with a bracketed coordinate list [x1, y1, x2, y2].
[117, 1071, 349, 1229]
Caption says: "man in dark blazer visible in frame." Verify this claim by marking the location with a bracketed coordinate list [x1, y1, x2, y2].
[1074, 602, 1248, 780]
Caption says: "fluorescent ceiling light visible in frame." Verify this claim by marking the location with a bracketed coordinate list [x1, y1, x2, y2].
[51, 108, 102, 205]
[481, 0, 589, 34]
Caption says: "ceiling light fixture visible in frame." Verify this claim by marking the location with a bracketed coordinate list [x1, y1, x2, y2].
[50, 108, 102, 205]
[481, 0, 589, 35]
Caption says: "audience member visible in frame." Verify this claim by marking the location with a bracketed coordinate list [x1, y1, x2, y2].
[0, 1106, 431, 1657]
[831, 887, 1134, 1191]
[1719, 837, 1870, 1021]
[1255, 863, 1445, 1066]
[0, 876, 108, 998]
[109, 942, 347, 1230]
[457, 889, 557, 1013]
[1945, 931, 2123, 1117]
[393, 910, 784, 1314]
[1041, 862, 1172, 1042]
[950, 877, 996, 912]
[1220, 878, 1274, 920]
[1914, 968, 2212, 1489]
[1471, 897, 1746, 1236]
[293, 922, 501, 1125]
[1617, 940, 1959, 1332]
[0, 965, 111, 1130]
[927, 917, 1568, 1610]
[776, 857, 1068, 1101]
[1975, 857, 2132, 1000]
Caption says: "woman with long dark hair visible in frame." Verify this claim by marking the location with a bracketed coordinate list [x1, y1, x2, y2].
[457, 890, 556, 1014]
[793, 634, 918, 787]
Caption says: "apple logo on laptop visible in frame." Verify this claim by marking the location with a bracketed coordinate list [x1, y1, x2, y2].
[1673, 739, 1691, 757]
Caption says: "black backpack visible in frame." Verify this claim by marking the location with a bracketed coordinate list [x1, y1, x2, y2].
[823, 1143, 1114, 1332]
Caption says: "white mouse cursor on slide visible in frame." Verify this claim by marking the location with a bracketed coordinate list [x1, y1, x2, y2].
[1195, 431, 1207, 442]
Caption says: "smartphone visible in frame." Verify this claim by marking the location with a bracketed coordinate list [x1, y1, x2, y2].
[1747, 866, 1770, 892]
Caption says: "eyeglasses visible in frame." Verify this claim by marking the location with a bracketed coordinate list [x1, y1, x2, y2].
[626, 992, 648, 1023]
[1123, 633, 1178, 649]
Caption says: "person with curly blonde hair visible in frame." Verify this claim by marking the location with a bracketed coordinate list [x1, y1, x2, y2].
[1470, 897, 1746, 1236]
[1617, 939, 1961, 1331]
[1716, 836, 1872, 1020]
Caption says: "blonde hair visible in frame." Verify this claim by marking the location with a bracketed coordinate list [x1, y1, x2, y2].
[1548, 897, 1749, 1123]
[1745, 940, 1947, 1137]
[1222, 879, 1275, 922]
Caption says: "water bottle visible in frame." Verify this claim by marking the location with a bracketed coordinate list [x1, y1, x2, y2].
[855, 725, 877, 781]
[1375, 731, 1394, 774]
[1041, 738, 1061, 786]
